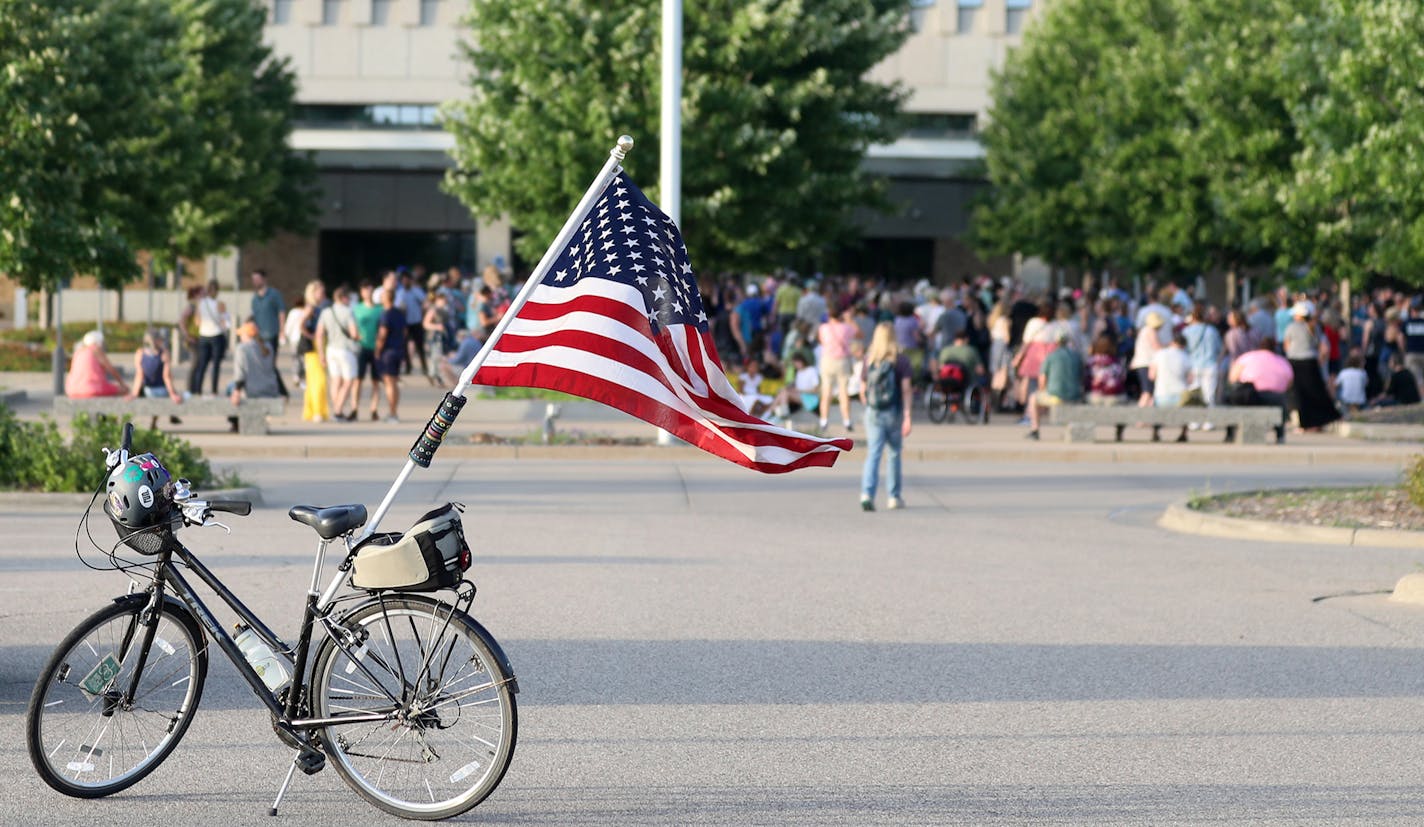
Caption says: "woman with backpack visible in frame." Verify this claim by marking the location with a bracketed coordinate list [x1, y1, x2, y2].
[859, 321, 913, 512]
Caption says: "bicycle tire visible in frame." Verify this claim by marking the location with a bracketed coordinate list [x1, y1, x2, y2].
[311, 594, 517, 820]
[925, 385, 949, 423]
[27, 594, 207, 798]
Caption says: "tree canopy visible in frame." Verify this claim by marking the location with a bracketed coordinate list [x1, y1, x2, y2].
[975, 0, 1424, 286]
[443, 0, 910, 273]
[164, 0, 318, 264]
[0, 0, 315, 291]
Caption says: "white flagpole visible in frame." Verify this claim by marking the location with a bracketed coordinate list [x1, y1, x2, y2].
[355, 136, 635, 541]
[655, 0, 682, 447]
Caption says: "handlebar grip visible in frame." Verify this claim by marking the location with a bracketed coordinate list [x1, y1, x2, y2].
[121, 422, 134, 454]
[209, 500, 252, 517]
[409, 392, 467, 468]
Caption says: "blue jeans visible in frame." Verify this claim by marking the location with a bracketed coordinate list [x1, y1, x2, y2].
[860, 404, 903, 501]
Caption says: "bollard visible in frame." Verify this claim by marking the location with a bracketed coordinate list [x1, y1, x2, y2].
[542, 403, 561, 444]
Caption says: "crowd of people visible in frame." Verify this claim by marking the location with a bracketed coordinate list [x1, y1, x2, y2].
[695, 271, 1424, 502]
[61, 261, 1424, 476]
[271, 263, 510, 425]
[63, 263, 514, 431]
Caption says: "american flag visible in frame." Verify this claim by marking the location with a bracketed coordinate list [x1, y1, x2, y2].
[472, 171, 853, 473]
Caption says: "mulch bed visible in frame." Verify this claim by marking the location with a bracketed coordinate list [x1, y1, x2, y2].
[1199, 486, 1424, 531]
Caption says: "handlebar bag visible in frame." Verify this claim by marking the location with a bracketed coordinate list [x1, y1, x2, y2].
[351, 503, 470, 591]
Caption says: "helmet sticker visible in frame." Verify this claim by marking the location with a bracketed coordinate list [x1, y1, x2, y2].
[108, 492, 123, 513]
[138, 485, 154, 508]
[123, 464, 144, 482]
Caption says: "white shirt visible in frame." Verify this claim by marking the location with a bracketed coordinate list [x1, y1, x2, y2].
[1335, 367, 1368, 405]
[196, 296, 228, 337]
[1150, 347, 1190, 401]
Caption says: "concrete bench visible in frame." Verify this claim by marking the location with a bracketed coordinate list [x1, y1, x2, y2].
[1050, 403, 1285, 444]
[53, 396, 285, 435]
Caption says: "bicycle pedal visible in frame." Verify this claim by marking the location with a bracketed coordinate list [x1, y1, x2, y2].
[296, 748, 325, 775]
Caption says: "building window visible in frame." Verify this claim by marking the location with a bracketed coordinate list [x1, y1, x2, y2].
[321, 0, 341, 26]
[419, 0, 439, 26]
[295, 104, 441, 130]
[1006, 0, 1031, 35]
[370, 0, 390, 25]
[956, 0, 982, 35]
[271, 0, 293, 24]
[904, 113, 978, 140]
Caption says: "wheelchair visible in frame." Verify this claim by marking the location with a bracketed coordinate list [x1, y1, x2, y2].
[924, 362, 988, 425]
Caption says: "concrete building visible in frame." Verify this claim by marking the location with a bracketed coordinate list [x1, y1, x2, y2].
[245, 0, 1048, 293]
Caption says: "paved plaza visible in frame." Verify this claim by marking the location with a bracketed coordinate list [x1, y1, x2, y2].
[2, 372, 1424, 824]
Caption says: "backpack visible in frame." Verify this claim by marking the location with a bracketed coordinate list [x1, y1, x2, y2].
[865, 360, 900, 410]
[937, 362, 966, 384]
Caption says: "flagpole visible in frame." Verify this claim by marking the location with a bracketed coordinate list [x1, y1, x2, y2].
[354, 136, 635, 542]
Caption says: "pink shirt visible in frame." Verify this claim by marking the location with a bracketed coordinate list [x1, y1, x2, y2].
[817, 320, 857, 361]
[65, 345, 125, 398]
[1232, 350, 1292, 393]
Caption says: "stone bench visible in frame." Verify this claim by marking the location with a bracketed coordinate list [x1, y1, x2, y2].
[1050, 403, 1285, 444]
[53, 396, 285, 435]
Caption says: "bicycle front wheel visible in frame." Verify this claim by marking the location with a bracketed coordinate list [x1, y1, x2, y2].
[312, 595, 517, 820]
[27, 594, 207, 798]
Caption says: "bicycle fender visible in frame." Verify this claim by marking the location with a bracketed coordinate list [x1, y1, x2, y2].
[108, 591, 197, 622]
[463, 614, 519, 695]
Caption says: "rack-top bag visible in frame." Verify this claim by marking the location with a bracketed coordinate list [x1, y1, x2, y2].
[350, 503, 471, 591]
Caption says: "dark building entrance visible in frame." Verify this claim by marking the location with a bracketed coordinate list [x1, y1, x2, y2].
[319, 230, 476, 286]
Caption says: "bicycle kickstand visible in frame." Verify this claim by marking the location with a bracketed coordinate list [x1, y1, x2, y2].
[269, 758, 300, 817]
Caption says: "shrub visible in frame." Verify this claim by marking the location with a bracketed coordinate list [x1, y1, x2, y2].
[0, 403, 225, 493]
[0, 321, 151, 354]
[1405, 455, 1424, 511]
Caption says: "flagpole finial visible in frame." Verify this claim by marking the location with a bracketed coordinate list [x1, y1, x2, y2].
[613, 135, 634, 160]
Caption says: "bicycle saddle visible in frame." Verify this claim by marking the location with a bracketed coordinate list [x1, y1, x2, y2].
[288, 504, 368, 539]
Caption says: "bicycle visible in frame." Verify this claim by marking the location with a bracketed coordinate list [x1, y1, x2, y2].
[25, 422, 518, 820]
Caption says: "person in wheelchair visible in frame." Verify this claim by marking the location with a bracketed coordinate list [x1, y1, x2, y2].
[926, 329, 989, 423]
[933, 328, 986, 391]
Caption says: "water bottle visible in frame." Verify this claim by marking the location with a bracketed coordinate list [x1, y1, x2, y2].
[233, 624, 291, 693]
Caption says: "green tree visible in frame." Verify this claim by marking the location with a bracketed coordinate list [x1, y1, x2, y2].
[0, 0, 188, 290]
[1173, 0, 1300, 280]
[972, 0, 1124, 273]
[1281, 0, 1424, 284]
[443, 0, 910, 271]
[163, 0, 318, 264]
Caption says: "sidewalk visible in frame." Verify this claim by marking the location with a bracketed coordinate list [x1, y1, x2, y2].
[2, 367, 1417, 467]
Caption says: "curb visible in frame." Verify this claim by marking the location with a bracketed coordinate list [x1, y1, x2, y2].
[1159, 501, 1424, 549]
[1337, 421, 1424, 442]
[0, 389, 26, 406]
[194, 443, 1414, 466]
[0, 486, 265, 511]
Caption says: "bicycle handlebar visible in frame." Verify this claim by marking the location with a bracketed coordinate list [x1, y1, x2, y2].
[121, 422, 134, 455]
[208, 500, 252, 517]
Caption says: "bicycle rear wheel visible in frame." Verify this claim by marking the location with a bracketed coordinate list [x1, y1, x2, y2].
[27, 594, 207, 797]
[312, 595, 517, 820]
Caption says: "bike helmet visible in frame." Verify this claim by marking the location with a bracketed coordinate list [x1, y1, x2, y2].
[105, 453, 175, 531]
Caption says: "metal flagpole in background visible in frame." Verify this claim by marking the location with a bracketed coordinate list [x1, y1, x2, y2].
[352, 136, 636, 544]
[655, 0, 683, 447]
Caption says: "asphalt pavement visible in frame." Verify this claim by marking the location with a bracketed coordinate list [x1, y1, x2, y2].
[3, 368, 1424, 824]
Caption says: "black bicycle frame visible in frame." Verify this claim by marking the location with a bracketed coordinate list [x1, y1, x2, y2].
[134, 539, 399, 731]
